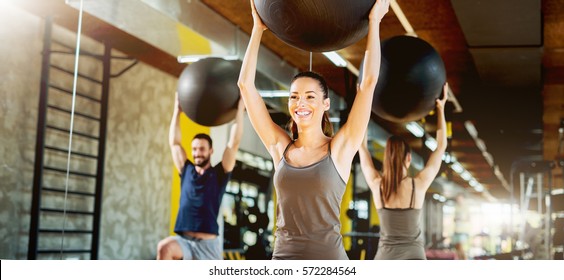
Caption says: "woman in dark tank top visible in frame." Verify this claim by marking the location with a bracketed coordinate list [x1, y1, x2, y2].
[359, 84, 449, 260]
[238, 0, 391, 259]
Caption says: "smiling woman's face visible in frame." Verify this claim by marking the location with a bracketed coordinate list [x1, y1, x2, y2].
[288, 77, 329, 128]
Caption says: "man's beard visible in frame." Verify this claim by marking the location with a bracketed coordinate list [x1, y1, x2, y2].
[194, 156, 210, 167]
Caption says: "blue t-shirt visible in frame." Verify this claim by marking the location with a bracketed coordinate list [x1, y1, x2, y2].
[174, 159, 231, 235]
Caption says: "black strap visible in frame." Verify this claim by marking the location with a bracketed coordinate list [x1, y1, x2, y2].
[409, 178, 415, 209]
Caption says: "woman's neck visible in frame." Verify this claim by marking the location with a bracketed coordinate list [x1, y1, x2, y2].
[295, 125, 329, 148]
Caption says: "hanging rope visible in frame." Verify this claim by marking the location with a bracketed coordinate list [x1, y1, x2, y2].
[60, 0, 84, 259]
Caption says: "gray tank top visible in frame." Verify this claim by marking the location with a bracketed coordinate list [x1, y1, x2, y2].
[375, 178, 426, 260]
[272, 140, 348, 260]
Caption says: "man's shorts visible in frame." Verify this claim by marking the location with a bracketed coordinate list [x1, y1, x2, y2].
[171, 235, 222, 260]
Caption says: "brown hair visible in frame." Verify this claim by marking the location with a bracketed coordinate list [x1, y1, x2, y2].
[193, 133, 213, 148]
[381, 135, 411, 203]
[286, 71, 334, 140]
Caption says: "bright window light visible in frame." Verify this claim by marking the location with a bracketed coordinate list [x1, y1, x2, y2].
[469, 179, 479, 187]
[322, 51, 347, 67]
[475, 138, 487, 152]
[442, 153, 452, 163]
[552, 189, 564, 195]
[483, 152, 494, 166]
[461, 171, 472, 181]
[329, 117, 341, 123]
[494, 165, 503, 176]
[406, 122, 425, 137]
[451, 162, 464, 174]
[432, 193, 446, 202]
[424, 137, 438, 151]
[474, 184, 484, 192]
[177, 54, 238, 63]
[464, 121, 478, 138]
[259, 90, 288, 98]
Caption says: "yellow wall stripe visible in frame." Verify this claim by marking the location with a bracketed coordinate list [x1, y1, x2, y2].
[340, 174, 353, 250]
[175, 22, 212, 54]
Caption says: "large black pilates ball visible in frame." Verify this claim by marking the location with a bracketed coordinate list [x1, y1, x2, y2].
[177, 58, 241, 126]
[359, 36, 446, 123]
[254, 0, 376, 52]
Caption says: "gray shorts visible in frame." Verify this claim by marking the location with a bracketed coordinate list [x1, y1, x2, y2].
[171, 235, 222, 260]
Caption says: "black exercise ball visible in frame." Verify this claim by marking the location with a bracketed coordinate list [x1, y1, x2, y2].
[254, 0, 376, 52]
[359, 36, 446, 123]
[177, 58, 241, 126]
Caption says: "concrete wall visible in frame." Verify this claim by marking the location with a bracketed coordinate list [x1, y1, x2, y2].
[0, 3, 43, 260]
[0, 3, 177, 259]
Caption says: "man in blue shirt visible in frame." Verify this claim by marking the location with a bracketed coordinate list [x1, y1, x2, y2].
[157, 93, 245, 260]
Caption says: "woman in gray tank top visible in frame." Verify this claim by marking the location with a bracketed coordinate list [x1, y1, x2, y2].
[238, 0, 390, 259]
[359, 84, 449, 260]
